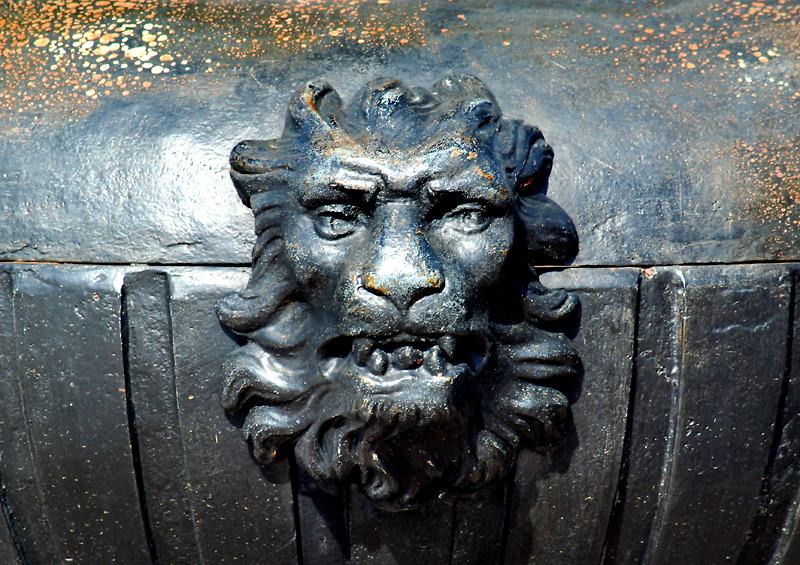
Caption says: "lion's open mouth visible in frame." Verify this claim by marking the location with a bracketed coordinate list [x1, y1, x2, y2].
[318, 333, 489, 394]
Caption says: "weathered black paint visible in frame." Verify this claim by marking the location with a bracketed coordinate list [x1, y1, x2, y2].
[2, 0, 800, 561]
[168, 268, 298, 564]
[0, 264, 798, 562]
[1, 0, 798, 267]
[12, 266, 151, 564]
[0, 270, 59, 565]
[506, 268, 639, 564]
[122, 271, 200, 565]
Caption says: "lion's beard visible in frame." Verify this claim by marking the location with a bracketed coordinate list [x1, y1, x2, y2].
[223, 319, 575, 510]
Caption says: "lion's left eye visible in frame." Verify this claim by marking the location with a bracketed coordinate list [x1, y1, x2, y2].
[313, 205, 366, 240]
[442, 204, 492, 233]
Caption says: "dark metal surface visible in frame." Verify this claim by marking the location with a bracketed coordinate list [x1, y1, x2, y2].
[1, 0, 798, 266]
[0, 263, 797, 563]
[608, 265, 792, 564]
[507, 268, 639, 565]
[122, 271, 200, 565]
[169, 268, 298, 564]
[2, 0, 800, 563]
[0, 266, 151, 564]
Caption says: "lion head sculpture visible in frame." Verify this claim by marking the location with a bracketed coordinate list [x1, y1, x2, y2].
[217, 74, 581, 510]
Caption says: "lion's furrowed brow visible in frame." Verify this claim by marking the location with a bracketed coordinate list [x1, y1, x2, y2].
[301, 167, 382, 207]
[425, 176, 510, 206]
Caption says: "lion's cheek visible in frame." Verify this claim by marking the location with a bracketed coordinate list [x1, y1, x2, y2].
[439, 221, 513, 293]
[283, 219, 366, 308]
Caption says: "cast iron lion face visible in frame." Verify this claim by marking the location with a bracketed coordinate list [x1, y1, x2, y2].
[217, 74, 581, 510]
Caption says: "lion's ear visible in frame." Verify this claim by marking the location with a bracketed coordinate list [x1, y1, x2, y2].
[493, 119, 553, 194]
[229, 135, 297, 207]
[516, 193, 579, 265]
[431, 73, 497, 107]
[285, 79, 347, 139]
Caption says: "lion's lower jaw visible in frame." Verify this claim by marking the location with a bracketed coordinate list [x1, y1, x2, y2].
[231, 332, 570, 510]
[242, 391, 522, 511]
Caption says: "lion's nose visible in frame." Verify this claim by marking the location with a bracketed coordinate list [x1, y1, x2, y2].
[361, 206, 444, 311]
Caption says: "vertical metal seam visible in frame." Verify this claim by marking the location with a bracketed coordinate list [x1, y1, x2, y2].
[599, 269, 643, 565]
[762, 270, 796, 479]
[0, 271, 27, 565]
[166, 274, 208, 565]
[0, 479, 24, 565]
[7, 269, 65, 564]
[447, 493, 458, 565]
[121, 276, 159, 565]
[289, 453, 305, 565]
[344, 479, 351, 563]
[768, 268, 798, 565]
[498, 471, 514, 565]
[642, 268, 686, 565]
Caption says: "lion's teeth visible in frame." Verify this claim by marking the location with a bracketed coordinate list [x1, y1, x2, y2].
[424, 346, 447, 375]
[392, 346, 423, 370]
[352, 338, 375, 366]
[436, 335, 457, 360]
[367, 349, 388, 375]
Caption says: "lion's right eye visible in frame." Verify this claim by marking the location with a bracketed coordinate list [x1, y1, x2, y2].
[313, 205, 365, 240]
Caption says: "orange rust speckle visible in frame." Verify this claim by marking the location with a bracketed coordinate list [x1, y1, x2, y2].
[731, 136, 800, 254]
[1, 0, 428, 126]
[303, 89, 317, 112]
[474, 166, 494, 180]
[363, 273, 387, 294]
[3, 0, 799, 131]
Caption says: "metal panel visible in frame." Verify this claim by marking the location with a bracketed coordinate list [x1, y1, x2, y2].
[450, 482, 508, 565]
[2, 260, 798, 562]
[603, 267, 685, 564]
[349, 488, 454, 565]
[0, 517, 21, 565]
[123, 270, 202, 565]
[506, 268, 639, 564]
[168, 267, 298, 564]
[738, 266, 800, 564]
[772, 265, 800, 565]
[12, 265, 151, 564]
[645, 265, 790, 564]
[0, 269, 60, 564]
[296, 469, 349, 565]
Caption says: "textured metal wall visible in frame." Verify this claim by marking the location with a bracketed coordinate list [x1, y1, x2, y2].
[0, 263, 797, 564]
